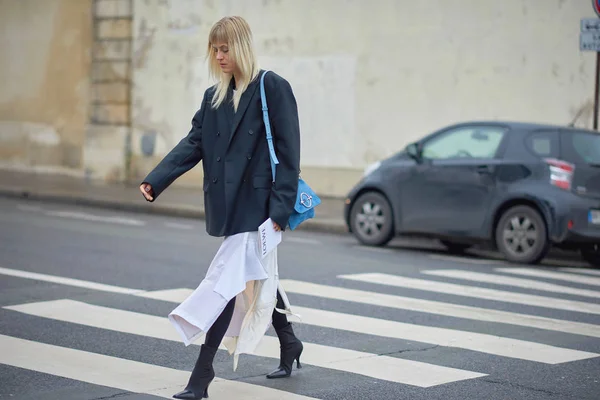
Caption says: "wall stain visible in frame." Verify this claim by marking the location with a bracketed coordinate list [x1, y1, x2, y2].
[0, 0, 93, 168]
[134, 19, 157, 69]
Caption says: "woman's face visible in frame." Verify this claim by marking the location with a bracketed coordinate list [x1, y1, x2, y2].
[212, 42, 236, 75]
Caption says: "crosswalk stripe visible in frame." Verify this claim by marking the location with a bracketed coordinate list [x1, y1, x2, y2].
[495, 267, 600, 287]
[138, 288, 194, 302]
[132, 288, 599, 364]
[279, 280, 600, 339]
[0, 266, 146, 295]
[0, 334, 317, 399]
[422, 269, 600, 299]
[289, 306, 597, 364]
[285, 237, 321, 245]
[558, 268, 600, 277]
[338, 273, 600, 315]
[45, 210, 146, 226]
[4, 300, 487, 387]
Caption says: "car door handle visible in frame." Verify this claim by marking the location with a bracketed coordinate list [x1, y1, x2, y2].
[476, 165, 492, 174]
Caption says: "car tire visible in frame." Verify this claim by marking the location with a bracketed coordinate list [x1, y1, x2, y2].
[581, 244, 600, 268]
[495, 205, 549, 264]
[441, 240, 472, 254]
[349, 191, 394, 246]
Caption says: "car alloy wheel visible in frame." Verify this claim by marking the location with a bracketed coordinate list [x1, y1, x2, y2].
[350, 191, 394, 246]
[495, 205, 549, 264]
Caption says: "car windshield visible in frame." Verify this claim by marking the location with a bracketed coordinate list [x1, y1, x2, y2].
[562, 131, 600, 166]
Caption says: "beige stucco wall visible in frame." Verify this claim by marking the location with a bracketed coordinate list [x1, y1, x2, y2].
[0, 0, 92, 175]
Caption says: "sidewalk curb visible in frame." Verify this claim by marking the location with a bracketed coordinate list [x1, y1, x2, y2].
[0, 187, 349, 235]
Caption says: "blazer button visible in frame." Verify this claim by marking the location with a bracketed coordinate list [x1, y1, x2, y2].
[247, 154, 252, 160]
[212, 178, 217, 183]
[216, 156, 221, 162]
[217, 131, 221, 137]
[248, 129, 254, 135]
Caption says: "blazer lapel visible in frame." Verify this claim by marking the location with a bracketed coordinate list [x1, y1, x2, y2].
[218, 82, 234, 134]
[228, 77, 260, 148]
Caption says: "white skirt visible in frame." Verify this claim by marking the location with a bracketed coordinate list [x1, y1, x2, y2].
[168, 231, 299, 370]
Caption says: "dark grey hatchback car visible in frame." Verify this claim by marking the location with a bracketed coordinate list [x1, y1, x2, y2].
[343, 121, 600, 267]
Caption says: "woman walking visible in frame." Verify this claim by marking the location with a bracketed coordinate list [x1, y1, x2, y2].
[139, 16, 303, 399]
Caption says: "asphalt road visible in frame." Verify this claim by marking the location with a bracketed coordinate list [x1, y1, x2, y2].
[1, 196, 599, 400]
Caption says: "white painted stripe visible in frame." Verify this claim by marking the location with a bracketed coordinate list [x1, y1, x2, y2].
[422, 269, 600, 299]
[430, 254, 498, 265]
[351, 245, 394, 254]
[45, 210, 146, 226]
[496, 267, 600, 287]
[0, 334, 315, 400]
[0, 267, 146, 295]
[339, 273, 600, 315]
[16, 204, 43, 212]
[290, 306, 597, 364]
[285, 237, 321, 245]
[137, 288, 193, 302]
[164, 222, 195, 230]
[558, 268, 600, 277]
[279, 280, 600, 339]
[138, 287, 600, 361]
[5, 300, 486, 387]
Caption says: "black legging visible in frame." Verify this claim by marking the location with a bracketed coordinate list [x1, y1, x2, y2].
[271, 290, 289, 330]
[204, 296, 236, 348]
[204, 290, 289, 348]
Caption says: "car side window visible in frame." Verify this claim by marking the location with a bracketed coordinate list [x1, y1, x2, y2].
[525, 130, 559, 158]
[421, 126, 507, 160]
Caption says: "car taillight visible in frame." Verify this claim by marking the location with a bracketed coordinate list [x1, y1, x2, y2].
[545, 158, 575, 190]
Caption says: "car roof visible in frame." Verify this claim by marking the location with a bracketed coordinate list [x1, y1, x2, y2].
[449, 120, 598, 135]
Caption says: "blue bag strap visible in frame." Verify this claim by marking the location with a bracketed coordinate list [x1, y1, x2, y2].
[260, 70, 279, 182]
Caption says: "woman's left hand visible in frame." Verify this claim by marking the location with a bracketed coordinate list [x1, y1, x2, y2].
[273, 222, 281, 232]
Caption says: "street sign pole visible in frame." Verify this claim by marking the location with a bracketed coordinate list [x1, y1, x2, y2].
[592, 0, 600, 130]
[581, 15, 600, 130]
[595, 52, 599, 130]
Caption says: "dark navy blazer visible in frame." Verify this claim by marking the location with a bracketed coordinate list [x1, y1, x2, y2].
[142, 70, 300, 237]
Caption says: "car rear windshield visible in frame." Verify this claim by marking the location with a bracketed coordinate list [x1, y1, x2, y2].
[561, 131, 600, 165]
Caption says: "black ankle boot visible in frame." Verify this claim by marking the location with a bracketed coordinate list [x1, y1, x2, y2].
[173, 344, 218, 399]
[266, 323, 303, 379]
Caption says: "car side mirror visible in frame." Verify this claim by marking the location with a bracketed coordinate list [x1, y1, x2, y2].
[406, 142, 422, 162]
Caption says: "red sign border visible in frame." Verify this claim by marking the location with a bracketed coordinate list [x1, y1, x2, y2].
[594, 0, 600, 18]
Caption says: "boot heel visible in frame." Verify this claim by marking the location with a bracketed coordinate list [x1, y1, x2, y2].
[292, 349, 304, 369]
[203, 386, 209, 398]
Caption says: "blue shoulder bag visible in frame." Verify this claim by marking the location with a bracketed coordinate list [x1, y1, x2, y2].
[259, 70, 321, 230]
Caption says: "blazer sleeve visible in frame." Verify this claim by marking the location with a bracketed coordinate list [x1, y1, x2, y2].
[141, 90, 208, 201]
[267, 75, 301, 230]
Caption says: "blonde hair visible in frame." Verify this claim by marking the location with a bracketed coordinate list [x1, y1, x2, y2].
[207, 16, 260, 111]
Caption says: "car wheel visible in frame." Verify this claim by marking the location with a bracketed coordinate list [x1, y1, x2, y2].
[350, 191, 394, 246]
[495, 205, 549, 264]
[581, 244, 600, 268]
[441, 240, 472, 254]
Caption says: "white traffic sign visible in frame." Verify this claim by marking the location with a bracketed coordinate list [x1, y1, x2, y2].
[581, 32, 600, 51]
[582, 18, 600, 32]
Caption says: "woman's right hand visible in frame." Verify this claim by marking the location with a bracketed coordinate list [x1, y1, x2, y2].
[139, 183, 154, 201]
